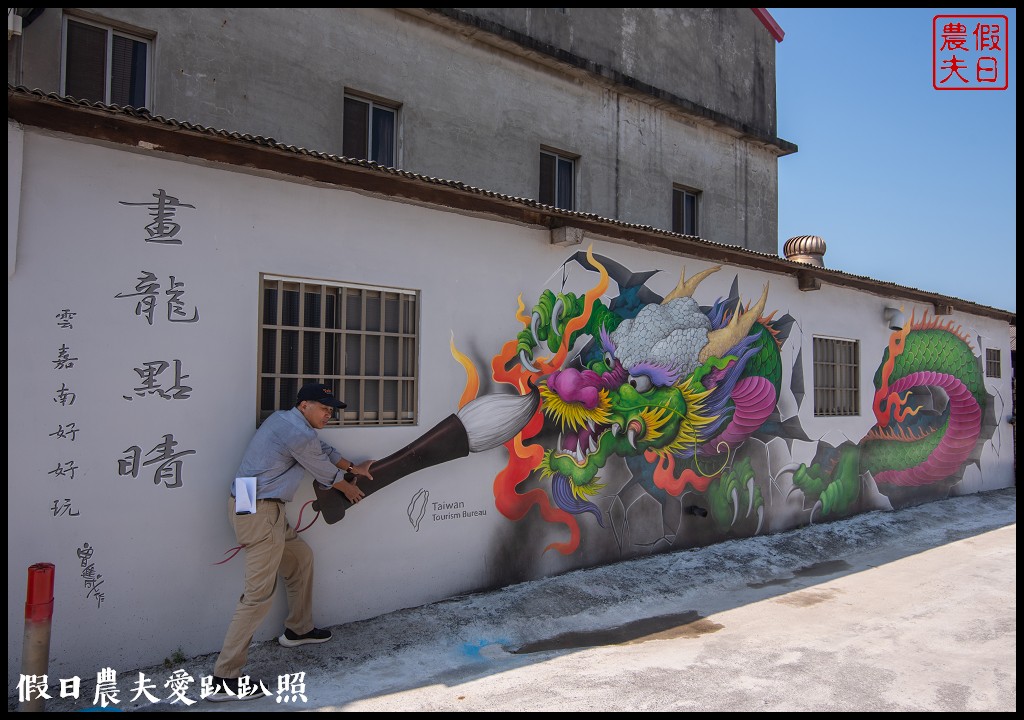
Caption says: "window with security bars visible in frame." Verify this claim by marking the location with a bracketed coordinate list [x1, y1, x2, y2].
[258, 275, 419, 427]
[62, 16, 150, 108]
[985, 348, 1001, 378]
[813, 337, 860, 417]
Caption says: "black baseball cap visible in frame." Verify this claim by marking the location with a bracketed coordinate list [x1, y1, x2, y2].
[297, 382, 346, 409]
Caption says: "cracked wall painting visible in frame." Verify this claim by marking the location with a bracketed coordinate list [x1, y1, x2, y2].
[443, 248, 996, 571]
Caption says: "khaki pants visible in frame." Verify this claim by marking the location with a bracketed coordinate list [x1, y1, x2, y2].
[213, 497, 314, 678]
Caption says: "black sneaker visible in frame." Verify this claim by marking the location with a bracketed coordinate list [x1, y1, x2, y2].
[278, 626, 332, 647]
[205, 676, 268, 702]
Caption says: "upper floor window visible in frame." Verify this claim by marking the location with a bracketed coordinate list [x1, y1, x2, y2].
[343, 94, 398, 167]
[539, 149, 576, 211]
[62, 16, 151, 108]
[813, 336, 860, 417]
[672, 186, 700, 236]
[258, 274, 419, 427]
[985, 348, 1002, 378]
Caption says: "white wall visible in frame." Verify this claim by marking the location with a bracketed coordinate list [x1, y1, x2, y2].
[6, 128, 552, 687]
[8, 125, 1015, 690]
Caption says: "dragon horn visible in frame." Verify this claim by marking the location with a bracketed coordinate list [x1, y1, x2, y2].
[698, 282, 769, 363]
[661, 265, 720, 303]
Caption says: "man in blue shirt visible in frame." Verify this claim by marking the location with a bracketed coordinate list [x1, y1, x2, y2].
[209, 382, 373, 702]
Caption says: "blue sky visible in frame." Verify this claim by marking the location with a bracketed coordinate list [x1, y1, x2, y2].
[768, 8, 1016, 313]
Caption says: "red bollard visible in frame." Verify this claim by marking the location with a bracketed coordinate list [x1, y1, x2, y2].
[20, 563, 55, 713]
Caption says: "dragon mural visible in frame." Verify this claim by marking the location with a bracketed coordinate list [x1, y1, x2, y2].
[469, 247, 993, 557]
[313, 246, 995, 562]
[781, 309, 991, 516]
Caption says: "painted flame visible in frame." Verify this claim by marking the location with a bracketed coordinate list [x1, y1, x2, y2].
[487, 244, 611, 554]
[493, 402, 582, 554]
[644, 450, 714, 494]
[873, 310, 914, 428]
[450, 333, 480, 409]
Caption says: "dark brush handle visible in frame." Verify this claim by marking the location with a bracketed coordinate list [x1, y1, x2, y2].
[311, 413, 471, 524]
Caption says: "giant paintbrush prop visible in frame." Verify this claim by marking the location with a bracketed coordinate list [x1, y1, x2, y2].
[312, 383, 539, 524]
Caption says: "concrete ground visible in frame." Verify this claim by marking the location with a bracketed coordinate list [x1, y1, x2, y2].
[20, 486, 1016, 712]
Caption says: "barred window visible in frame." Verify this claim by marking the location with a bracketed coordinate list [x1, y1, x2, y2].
[813, 337, 860, 417]
[258, 274, 418, 426]
[985, 348, 1001, 378]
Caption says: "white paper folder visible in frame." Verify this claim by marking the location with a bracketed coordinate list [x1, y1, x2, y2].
[234, 476, 257, 514]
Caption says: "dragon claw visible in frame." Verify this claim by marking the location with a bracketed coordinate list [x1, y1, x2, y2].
[809, 499, 822, 524]
[550, 298, 564, 351]
[519, 350, 540, 373]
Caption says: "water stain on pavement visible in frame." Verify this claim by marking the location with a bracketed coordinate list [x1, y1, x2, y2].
[510, 611, 723, 654]
[773, 587, 841, 607]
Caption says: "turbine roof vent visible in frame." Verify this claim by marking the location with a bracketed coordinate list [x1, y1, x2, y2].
[783, 234, 827, 267]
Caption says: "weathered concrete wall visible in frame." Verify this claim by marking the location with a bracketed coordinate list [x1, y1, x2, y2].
[11, 8, 782, 253]
[455, 7, 778, 136]
[9, 123, 1012, 691]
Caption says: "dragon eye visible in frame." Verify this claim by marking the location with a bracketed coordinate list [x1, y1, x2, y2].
[603, 351, 615, 367]
[627, 374, 653, 393]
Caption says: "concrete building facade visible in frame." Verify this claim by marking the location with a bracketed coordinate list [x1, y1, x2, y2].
[7, 8, 794, 254]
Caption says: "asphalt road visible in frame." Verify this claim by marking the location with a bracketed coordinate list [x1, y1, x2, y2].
[19, 486, 1016, 712]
